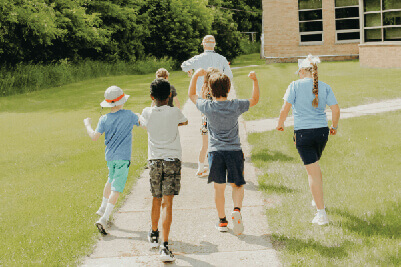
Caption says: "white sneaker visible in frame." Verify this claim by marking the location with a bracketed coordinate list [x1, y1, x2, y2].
[160, 245, 175, 262]
[312, 213, 329, 225]
[231, 210, 244, 235]
[311, 199, 316, 207]
[215, 221, 228, 232]
[95, 217, 108, 235]
[196, 167, 208, 177]
[96, 207, 105, 217]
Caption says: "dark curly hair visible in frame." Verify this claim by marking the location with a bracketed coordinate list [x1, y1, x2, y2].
[208, 73, 230, 98]
[150, 78, 171, 101]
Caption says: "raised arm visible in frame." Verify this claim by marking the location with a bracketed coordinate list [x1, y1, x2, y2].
[83, 118, 101, 141]
[276, 101, 292, 131]
[188, 68, 207, 104]
[248, 71, 259, 108]
[329, 104, 340, 135]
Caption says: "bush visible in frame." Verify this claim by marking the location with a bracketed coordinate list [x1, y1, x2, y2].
[240, 39, 261, 55]
[0, 58, 175, 97]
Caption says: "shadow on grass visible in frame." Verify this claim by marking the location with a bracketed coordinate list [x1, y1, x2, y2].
[331, 202, 401, 239]
[272, 234, 352, 259]
[251, 149, 295, 163]
[258, 183, 297, 194]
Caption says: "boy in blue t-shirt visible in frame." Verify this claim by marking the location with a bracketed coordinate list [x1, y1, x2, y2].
[188, 69, 259, 235]
[83, 85, 139, 235]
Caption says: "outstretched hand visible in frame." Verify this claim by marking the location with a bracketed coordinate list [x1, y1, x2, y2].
[276, 124, 284, 131]
[248, 71, 257, 81]
[330, 128, 337, 135]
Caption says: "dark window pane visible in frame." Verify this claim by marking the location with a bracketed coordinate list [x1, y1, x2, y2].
[364, 0, 381, 12]
[299, 10, 322, 21]
[365, 29, 382, 42]
[336, 19, 360, 30]
[299, 21, 323, 32]
[384, 27, 401, 41]
[335, 7, 360, 18]
[336, 0, 359, 7]
[299, 0, 322, 10]
[383, 0, 401, 10]
[365, 13, 382, 27]
[383, 11, 401, 26]
[337, 31, 360, 40]
[301, 34, 323, 42]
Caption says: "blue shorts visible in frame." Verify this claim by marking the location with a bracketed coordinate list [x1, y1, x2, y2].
[107, 160, 130, 192]
[208, 150, 245, 186]
[295, 127, 329, 165]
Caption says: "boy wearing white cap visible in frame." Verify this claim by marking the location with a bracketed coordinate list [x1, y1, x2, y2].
[83, 85, 140, 235]
[181, 35, 234, 177]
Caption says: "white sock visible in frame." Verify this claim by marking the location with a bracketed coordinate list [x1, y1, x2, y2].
[100, 197, 108, 210]
[198, 162, 204, 172]
[317, 208, 326, 215]
[102, 203, 115, 221]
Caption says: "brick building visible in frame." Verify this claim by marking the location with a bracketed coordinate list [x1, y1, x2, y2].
[262, 0, 401, 68]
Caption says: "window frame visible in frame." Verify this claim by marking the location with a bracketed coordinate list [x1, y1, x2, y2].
[298, 4, 324, 46]
[360, 0, 401, 43]
[335, 4, 361, 44]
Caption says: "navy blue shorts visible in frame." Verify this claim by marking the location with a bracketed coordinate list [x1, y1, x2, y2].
[207, 150, 245, 186]
[295, 127, 329, 165]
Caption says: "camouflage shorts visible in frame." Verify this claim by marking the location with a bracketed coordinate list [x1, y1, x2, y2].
[149, 158, 181, 198]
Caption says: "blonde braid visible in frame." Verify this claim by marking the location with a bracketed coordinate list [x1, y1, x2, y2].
[312, 63, 319, 108]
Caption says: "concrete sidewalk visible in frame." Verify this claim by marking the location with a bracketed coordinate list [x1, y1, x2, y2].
[82, 91, 281, 266]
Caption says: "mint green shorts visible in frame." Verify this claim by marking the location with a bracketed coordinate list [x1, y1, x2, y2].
[107, 160, 130, 193]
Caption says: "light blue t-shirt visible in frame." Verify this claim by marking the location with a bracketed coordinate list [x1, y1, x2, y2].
[196, 99, 250, 151]
[95, 109, 139, 161]
[284, 78, 338, 130]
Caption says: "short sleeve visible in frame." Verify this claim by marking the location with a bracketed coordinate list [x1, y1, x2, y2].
[176, 108, 187, 124]
[132, 112, 140, 127]
[196, 98, 207, 114]
[283, 82, 296, 105]
[236, 99, 250, 115]
[171, 85, 177, 97]
[181, 55, 201, 72]
[139, 108, 149, 127]
[325, 85, 338, 106]
[95, 115, 106, 134]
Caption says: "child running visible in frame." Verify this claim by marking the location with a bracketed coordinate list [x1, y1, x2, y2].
[188, 68, 259, 235]
[152, 68, 181, 108]
[140, 78, 188, 262]
[83, 86, 140, 235]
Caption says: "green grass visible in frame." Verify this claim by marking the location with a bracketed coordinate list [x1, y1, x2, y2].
[0, 70, 190, 265]
[233, 60, 401, 120]
[248, 111, 401, 266]
[231, 53, 265, 67]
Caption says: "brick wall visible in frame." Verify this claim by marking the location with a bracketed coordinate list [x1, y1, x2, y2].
[262, 0, 359, 62]
[359, 44, 401, 68]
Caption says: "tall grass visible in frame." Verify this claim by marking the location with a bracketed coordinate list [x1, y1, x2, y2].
[0, 57, 175, 97]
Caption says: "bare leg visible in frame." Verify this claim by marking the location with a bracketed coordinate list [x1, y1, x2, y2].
[161, 195, 174, 242]
[198, 134, 208, 168]
[214, 183, 226, 218]
[305, 161, 324, 210]
[108, 191, 120, 205]
[103, 182, 111, 198]
[151, 197, 162, 231]
[230, 183, 244, 209]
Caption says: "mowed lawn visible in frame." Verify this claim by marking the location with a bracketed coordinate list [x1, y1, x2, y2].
[0, 71, 190, 265]
[233, 60, 401, 120]
[248, 111, 401, 266]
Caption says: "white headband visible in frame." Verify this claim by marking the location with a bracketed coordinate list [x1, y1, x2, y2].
[295, 54, 321, 74]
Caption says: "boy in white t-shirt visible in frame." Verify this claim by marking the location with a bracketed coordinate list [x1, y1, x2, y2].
[140, 78, 188, 262]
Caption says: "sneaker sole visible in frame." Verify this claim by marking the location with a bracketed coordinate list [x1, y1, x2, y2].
[160, 256, 175, 262]
[215, 224, 228, 232]
[95, 222, 108, 235]
[232, 211, 244, 235]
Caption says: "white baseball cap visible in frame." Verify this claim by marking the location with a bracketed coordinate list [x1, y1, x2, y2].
[295, 54, 321, 74]
[100, 86, 130, 107]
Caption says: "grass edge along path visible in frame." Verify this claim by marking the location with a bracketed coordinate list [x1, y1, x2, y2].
[248, 111, 401, 266]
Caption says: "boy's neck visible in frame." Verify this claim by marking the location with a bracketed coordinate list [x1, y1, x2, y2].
[155, 99, 169, 107]
[110, 105, 123, 113]
[214, 96, 228, 101]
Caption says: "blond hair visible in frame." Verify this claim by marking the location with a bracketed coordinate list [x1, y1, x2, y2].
[155, 68, 169, 79]
[311, 64, 319, 108]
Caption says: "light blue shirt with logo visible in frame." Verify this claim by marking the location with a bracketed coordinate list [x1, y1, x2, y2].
[284, 78, 338, 131]
[95, 109, 139, 161]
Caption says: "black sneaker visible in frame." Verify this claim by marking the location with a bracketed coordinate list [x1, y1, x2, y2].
[147, 229, 159, 248]
[160, 244, 175, 262]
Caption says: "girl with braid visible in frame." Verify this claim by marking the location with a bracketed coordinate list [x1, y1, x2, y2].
[276, 54, 340, 225]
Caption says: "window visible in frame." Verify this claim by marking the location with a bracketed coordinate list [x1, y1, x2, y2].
[335, 0, 360, 43]
[298, 0, 323, 44]
[363, 0, 401, 42]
